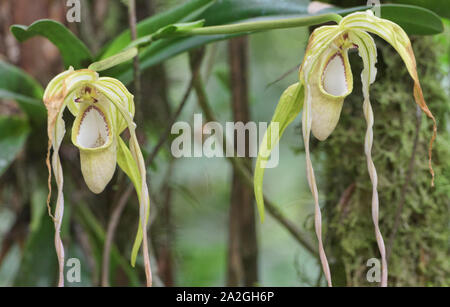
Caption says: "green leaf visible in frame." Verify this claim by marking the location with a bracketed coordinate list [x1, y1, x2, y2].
[0, 61, 43, 98]
[0, 116, 30, 177]
[107, 1, 442, 84]
[117, 136, 141, 196]
[90, 20, 205, 72]
[390, 0, 450, 20]
[116, 136, 143, 267]
[14, 211, 58, 286]
[200, 0, 309, 26]
[10, 19, 92, 69]
[105, 0, 311, 83]
[323, 4, 444, 35]
[0, 61, 45, 124]
[128, 20, 207, 51]
[153, 20, 206, 39]
[103, 2, 441, 84]
[12, 171, 57, 286]
[99, 0, 216, 60]
[379, 4, 443, 35]
[254, 83, 304, 222]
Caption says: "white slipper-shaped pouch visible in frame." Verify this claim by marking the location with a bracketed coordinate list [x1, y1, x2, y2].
[72, 102, 117, 194]
[310, 39, 354, 141]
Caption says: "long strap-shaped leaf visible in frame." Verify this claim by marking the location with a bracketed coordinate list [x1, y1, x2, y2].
[350, 30, 388, 287]
[10, 20, 92, 69]
[254, 82, 304, 222]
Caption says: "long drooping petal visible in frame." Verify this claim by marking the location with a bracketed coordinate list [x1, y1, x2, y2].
[50, 110, 66, 287]
[44, 68, 114, 286]
[254, 82, 304, 222]
[93, 78, 152, 286]
[43, 68, 74, 287]
[350, 30, 387, 287]
[302, 82, 332, 287]
[342, 10, 437, 185]
[299, 28, 359, 287]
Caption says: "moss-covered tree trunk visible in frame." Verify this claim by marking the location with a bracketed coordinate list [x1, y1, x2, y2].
[318, 36, 450, 286]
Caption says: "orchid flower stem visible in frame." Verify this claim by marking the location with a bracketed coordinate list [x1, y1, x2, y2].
[89, 13, 342, 71]
[88, 47, 138, 72]
[182, 13, 342, 36]
[130, 14, 342, 49]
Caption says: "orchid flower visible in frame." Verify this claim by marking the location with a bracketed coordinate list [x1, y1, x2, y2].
[254, 10, 437, 287]
[43, 67, 152, 286]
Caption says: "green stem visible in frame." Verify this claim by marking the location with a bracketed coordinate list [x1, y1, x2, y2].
[182, 13, 342, 36]
[75, 203, 140, 286]
[128, 13, 342, 49]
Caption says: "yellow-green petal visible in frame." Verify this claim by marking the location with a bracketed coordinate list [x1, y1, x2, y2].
[342, 10, 437, 184]
[254, 82, 304, 223]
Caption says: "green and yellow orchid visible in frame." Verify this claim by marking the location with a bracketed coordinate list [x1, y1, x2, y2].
[254, 10, 437, 287]
[43, 67, 152, 286]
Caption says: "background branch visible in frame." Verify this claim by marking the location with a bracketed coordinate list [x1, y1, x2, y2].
[227, 37, 258, 286]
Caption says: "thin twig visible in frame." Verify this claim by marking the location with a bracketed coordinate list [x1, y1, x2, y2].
[386, 106, 422, 261]
[190, 55, 317, 257]
[338, 183, 356, 222]
[265, 64, 300, 89]
[128, 0, 142, 123]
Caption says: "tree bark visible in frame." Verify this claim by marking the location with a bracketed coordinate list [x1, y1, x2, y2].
[227, 37, 258, 286]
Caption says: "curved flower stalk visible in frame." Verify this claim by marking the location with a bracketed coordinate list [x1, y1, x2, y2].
[43, 68, 152, 287]
[254, 10, 437, 287]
